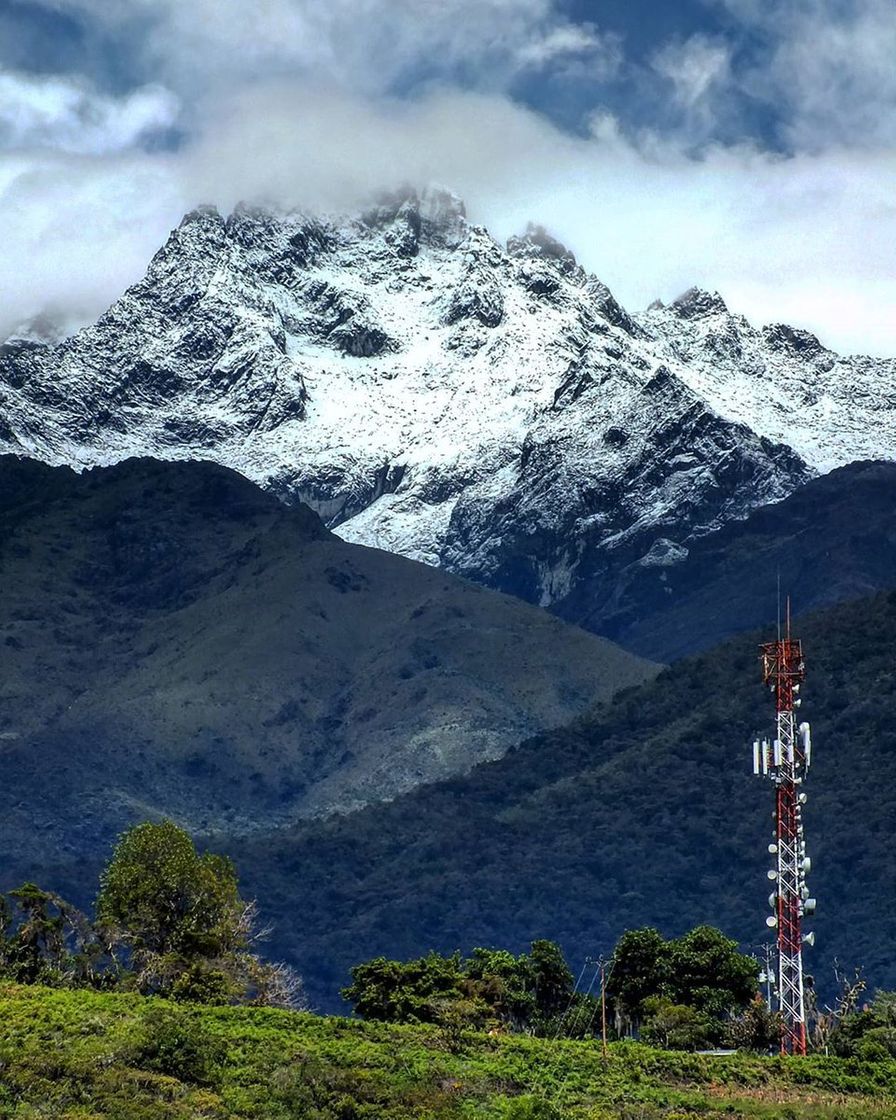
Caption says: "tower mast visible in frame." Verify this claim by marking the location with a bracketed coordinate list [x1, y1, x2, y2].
[752, 602, 816, 1055]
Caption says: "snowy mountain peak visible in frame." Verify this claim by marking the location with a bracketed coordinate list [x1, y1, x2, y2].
[1, 193, 895, 634]
[359, 184, 469, 252]
[506, 223, 579, 273]
[669, 286, 729, 319]
[762, 322, 825, 358]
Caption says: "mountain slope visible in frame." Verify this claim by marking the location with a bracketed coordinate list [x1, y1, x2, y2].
[575, 459, 896, 659]
[0, 455, 656, 882]
[223, 591, 896, 1007]
[0, 190, 832, 627]
[641, 289, 896, 472]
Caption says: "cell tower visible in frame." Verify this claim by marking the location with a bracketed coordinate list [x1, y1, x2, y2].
[751, 604, 816, 1055]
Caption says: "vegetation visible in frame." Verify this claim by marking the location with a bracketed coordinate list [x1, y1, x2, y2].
[0, 821, 301, 1008]
[342, 927, 784, 1054]
[2, 982, 896, 1119]
[607, 926, 771, 1049]
[1, 800, 895, 1117]
[342, 940, 598, 1037]
[233, 591, 896, 1007]
[822, 989, 896, 1060]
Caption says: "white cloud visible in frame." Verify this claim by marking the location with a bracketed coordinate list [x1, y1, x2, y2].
[0, 149, 185, 334]
[41, 0, 617, 99]
[515, 22, 621, 77]
[652, 35, 731, 110]
[714, 0, 896, 150]
[0, 70, 179, 154]
[1, 0, 895, 357]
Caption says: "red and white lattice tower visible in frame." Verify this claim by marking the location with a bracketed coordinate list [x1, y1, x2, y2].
[751, 611, 816, 1056]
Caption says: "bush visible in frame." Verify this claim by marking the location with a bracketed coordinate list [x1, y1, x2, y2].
[128, 1002, 227, 1085]
[639, 997, 721, 1051]
[502, 1096, 566, 1119]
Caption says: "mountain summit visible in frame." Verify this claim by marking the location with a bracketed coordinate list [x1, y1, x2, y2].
[1, 189, 894, 627]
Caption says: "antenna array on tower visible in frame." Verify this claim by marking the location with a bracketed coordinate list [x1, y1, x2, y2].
[752, 610, 815, 1056]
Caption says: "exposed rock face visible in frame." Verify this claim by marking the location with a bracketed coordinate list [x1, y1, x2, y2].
[2, 187, 894, 629]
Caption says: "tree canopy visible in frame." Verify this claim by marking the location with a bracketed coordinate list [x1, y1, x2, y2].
[342, 940, 594, 1037]
[606, 925, 760, 1044]
[1, 820, 301, 1008]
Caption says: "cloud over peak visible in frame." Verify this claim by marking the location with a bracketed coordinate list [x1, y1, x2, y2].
[0, 70, 178, 154]
[1, 0, 895, 355]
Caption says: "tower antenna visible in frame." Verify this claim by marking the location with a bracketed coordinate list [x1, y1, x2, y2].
[751, 604, 815, 1055]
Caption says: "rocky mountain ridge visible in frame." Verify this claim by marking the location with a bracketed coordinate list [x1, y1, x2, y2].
[2, 187, 893, 627]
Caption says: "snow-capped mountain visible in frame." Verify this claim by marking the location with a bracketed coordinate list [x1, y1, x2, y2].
[1, 187, 893, 626]
[640, 290, 896, 473]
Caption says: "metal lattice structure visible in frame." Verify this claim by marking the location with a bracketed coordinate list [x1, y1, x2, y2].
[752, 621, 816, 1055]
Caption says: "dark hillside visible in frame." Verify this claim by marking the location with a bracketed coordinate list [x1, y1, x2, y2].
[234, 591, 896, 1008]
[0, 456, 655, 889]
[575, 460, 896, 659]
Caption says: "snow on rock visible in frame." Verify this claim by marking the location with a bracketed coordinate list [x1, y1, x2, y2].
[639, 290, 896, 473]
[2, 188, 891, 626]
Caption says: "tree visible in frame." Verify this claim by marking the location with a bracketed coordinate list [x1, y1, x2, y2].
[343, 941, 592, 1037]
[810, 961, 867, 1054]
[640, 997, 720, 1051]
[466, 947, 536, 1030]
[606, 927, 670, 1034]
[97, 821, 244, 963]
[827, 988, 896, 1059]
[606, 925, 758, 1041]
[96, 819, 302, 1005]
[726, 996, 782, 1053]
[667, 925, 758, 1017]
[341, 951, 475, 1025]
[0, 884, 108, 988]
[529, 939, 577, 1027]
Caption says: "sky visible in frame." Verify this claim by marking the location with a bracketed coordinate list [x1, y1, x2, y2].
[0, 0, 894, 355]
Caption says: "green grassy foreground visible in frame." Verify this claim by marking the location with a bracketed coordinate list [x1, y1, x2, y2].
[1, 985, 896, 1119]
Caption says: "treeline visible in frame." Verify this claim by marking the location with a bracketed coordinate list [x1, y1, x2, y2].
[341, 926, 778, 1051]
[342, 927, 896, 1058]
[5, 818, 895, 1062]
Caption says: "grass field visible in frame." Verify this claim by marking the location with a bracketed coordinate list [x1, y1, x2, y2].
[1, 983, 895, 1118]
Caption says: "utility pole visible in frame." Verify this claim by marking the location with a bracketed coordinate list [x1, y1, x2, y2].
[600, 956, 608, 1060]
[752, 600, 816, 1055]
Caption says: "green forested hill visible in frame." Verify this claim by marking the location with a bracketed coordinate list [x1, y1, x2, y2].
[2, 983, 895, 1119]
[233, 591, 896, 1008]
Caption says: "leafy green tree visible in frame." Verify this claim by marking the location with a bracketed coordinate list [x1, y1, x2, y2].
[529, 939, 576, 1026]
[341, 951, 475, 1025]
[1, 884, 65, 984]
[96, 819, 302, 1005]
[668, 925, 758, 1017]
[607, 925, 758, 1042]
[726, 996, 782, 1052]
[344, 940, 592, 1037]
[0, 884, 107, 988]
[466, 941, 587, 1036]
[606, 927, 670, 1033]
[830, 990, 896, 1058]
[97, 821, 245, 963]
[466, 947, 536, 1030]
